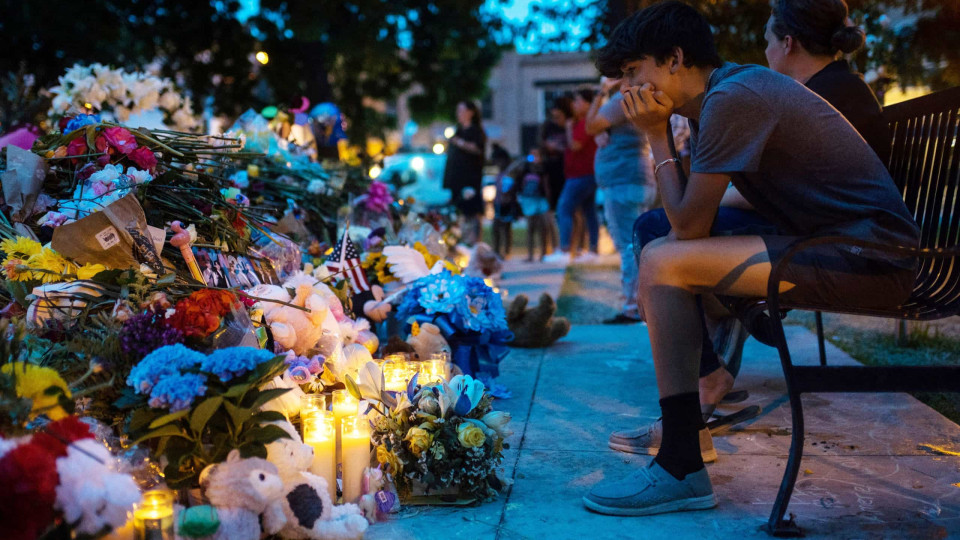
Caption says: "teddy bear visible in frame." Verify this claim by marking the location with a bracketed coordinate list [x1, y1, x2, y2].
[264, 420, 369, 540]
[406, 322, 451, 361]
[506, 293, 570, 348]
[246, 282, 328, 355]
[196, 449, 287, 540]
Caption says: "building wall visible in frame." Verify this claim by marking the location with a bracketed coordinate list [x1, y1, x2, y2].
[486, 51, 600, 157]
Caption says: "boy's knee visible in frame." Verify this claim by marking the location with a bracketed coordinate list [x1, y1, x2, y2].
[638, 239, 683, 291]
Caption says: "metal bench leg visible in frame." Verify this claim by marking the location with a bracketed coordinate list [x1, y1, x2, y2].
[815, 311, 827, 366]
[767, 303, 805, 537]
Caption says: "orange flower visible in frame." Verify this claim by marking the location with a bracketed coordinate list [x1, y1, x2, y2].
[168, 299, 220, 338]
[191, 289, 238, 317]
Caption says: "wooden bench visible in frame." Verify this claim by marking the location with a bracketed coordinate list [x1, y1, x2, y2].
[758, 85, 960, 536]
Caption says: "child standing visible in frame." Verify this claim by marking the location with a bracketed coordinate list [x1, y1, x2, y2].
[516, 150, 551, 261]
[492, 148, 520, 257]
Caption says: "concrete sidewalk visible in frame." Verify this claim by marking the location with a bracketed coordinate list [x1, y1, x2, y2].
[365, 259, 960, 540]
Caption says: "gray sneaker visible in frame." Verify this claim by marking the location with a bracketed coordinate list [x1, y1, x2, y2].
[583, 461, 718, 516]
[608, 419, 717, 462]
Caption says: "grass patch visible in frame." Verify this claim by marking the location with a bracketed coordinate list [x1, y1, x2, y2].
[788, 311, 960, 424]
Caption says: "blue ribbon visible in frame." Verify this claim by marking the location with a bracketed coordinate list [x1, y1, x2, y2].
[408, 314, 513, 378]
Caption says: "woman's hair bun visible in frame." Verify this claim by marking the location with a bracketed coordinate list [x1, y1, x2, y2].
[832, 25, 865, 54]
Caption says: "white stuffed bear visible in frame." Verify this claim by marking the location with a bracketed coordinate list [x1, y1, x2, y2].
[283, 272, 348, 323]
[199, 450, 287, 540]
[264, 421, 369, 540]
[247, 283, 328, 355]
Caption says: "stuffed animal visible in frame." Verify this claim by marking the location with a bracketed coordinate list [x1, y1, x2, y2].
[463, 242, 503, 280]
[357, 467, 399, 524]
[506, 293, 570, 348]
[264, 421, 369, 540]
[198, 450, 286, 540]
[406, 322, 451, 361]
[247, 283, 328, 355]
[382, 335, 417, 358]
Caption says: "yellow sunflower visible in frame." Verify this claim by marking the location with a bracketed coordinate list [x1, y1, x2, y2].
[1, 362, 72, 420]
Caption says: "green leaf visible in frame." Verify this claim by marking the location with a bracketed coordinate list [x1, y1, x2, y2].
[246, 387, 290, 411]
[250, 410, 287, 425]
[148, 409, 189, 429]
[241, 424, 290, 445]
[189, 396, 224, 434]
[223, 400, 252, 430]
[238, 442, 267, 460]
[223, 383, 248, 398]
[129, 407, 159, 432]
[131, 423, 191, 446]
[345, 374, 362, 400]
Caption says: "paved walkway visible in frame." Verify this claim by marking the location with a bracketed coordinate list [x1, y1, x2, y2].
[365, 259, 960, 540]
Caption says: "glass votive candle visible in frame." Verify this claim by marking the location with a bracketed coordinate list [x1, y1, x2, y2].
[302, 411, 337, 502]
[382, 362, 409, 392]
[382, 353, 406, 365]
[340, 415, 372, 503]
[419, 354, 448, 384]
[133, 489, 174, 540]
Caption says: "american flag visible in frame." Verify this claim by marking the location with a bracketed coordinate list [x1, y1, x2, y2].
[325, 229, 370, 294]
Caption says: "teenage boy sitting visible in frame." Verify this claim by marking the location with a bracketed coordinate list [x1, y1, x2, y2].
[582, 1, 918, 516]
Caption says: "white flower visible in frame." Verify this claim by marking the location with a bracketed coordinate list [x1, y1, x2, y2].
[173, 108, 197, 130]
[158, 91, 181, 111]
[51, 93, 71, 113]
[88, 164, 123, 184]
[481, 411, 513, 438]
[307, 179, 325, 194]
[55, 439, 141, 535]
[113, 105, 131, 123]
[125, 167, 153, 185]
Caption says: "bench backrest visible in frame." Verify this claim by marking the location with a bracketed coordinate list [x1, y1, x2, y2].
[885, 86, 960, 250]
[884, 86, 960, 316]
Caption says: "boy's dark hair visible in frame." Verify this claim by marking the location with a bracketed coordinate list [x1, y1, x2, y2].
[550, 96, 574, 119]
[771, 0, 864, 57]
[596, 1, 723, 78]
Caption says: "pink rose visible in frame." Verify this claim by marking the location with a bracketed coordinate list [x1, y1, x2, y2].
[100, 127, 137, 155]
[91, 181, 112, 197]
[128, 146, 158, 171]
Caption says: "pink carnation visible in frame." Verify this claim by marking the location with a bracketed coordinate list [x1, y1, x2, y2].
[66, 138, 88, 161]
[128, 146, 158, 171]
[364, 181, 393, 213]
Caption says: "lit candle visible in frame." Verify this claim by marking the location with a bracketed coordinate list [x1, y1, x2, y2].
[419, 355, 448, 385]
[133, 489, 174, 540]
[340, 415, 372, 503]
[382, 362, 408, 393]
[331, 390, 359, 481]
[300, 394, 328, 437]
[302, 412, 337, 502]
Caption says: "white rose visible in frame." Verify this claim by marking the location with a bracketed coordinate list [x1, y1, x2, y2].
[125, 167, 153, 186]
[88, 164, 123, 184]
[172, 109, 197, 130]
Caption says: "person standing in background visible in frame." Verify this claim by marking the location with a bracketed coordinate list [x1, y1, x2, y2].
[443, 101, 487, 246]
[544, 88, 600, 264]
[539, 97, 573, 255]
[586, 76, 650, 323]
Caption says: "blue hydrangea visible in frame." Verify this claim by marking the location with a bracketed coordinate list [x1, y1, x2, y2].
[64, 113, 102, 134]
[416, 270, 466, 315]
[200, 347, 275, 382]
[148, 372, 208, 412]
[127, 343, 204, 395]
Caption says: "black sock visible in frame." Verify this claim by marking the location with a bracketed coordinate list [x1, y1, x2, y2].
[654, 392, 706, 481]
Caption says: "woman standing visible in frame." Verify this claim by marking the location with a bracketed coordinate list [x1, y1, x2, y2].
[443, 101, 487, 246]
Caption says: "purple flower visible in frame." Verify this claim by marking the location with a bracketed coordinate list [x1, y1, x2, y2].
[120, 307, 185, 360]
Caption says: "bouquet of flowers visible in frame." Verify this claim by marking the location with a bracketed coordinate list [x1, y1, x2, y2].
[121, 344, 290, 488]
[48, 63, 198, 131]
[346, 363, 511, 501]
[396, 269, 512, 378]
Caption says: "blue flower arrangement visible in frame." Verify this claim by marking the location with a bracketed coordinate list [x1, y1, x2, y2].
[148, 373, 208, 411]
[397, 270, 512, 378]
[127, 343, 204, 394]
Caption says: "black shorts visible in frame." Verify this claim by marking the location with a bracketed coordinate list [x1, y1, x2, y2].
[762, 235, 917, 310]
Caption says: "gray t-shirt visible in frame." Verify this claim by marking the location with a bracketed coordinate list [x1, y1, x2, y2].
[595, 93, 650, 189]
[690, 63, 918, 250]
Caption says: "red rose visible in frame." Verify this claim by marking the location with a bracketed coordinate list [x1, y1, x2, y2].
[100, 126, 138, 155]
[128, 146, 158, 171]
[0, 441, 59, 540]
[66, 137, 88, 162]
[58, 116, 72, 132]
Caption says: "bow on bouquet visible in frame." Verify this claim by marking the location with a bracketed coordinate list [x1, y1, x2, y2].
[396, 270, 513, 378]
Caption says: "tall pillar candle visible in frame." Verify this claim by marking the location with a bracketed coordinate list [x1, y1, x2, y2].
[340, 415, 372, 503]
[302, 412, 337, 502]
[133, 489, 174, 540]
